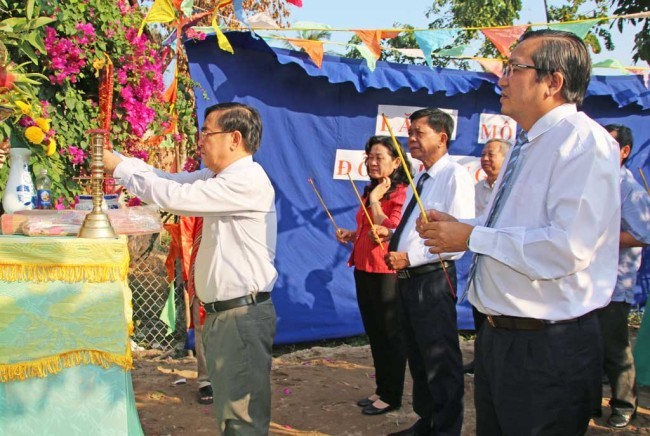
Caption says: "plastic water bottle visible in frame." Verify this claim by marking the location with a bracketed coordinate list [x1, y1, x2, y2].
[35, 168, 52, 209]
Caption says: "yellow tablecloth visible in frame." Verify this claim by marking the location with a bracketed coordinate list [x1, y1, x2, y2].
[0, 235, 142, 436]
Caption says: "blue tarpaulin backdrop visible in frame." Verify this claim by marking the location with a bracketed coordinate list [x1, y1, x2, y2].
[186, 32, 650, 345]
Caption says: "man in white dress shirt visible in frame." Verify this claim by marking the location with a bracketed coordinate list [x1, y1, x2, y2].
[376, 108, 475, 435]
[104, 102, 277, 436]
[417, 30, 621, 435]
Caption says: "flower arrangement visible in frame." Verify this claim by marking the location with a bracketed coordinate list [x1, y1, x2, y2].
[0, 52, 56, 157]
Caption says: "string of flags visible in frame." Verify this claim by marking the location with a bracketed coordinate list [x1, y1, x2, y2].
[139, 0, 649, 89]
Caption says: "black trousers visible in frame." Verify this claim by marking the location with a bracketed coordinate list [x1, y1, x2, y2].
[475, 314, 603, 436]
[596, 302, 637, 414]
[398, 264, 463, 436]
[354, 269, 406, 406]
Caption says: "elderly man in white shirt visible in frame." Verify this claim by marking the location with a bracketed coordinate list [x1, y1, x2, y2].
[104, 102, 277, 436]
[417, 30, 620, 435]
[376, 108, 475, 436]
[474, 138, 510, 217]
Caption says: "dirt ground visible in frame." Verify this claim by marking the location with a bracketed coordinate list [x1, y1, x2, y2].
[132, 337, 650, 436]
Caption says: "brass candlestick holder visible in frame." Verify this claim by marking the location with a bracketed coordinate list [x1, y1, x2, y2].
[78, 129, 117, 238]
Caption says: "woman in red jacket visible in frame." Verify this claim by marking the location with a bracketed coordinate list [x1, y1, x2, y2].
[336, 135, 412, 415]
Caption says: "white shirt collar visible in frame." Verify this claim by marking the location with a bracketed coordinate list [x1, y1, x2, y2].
[527, 103, 577, 142]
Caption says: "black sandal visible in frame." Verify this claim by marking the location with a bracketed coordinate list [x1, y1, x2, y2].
[198, 385, 213, 404]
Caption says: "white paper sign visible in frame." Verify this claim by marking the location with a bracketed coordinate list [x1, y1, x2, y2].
[333, 149, 484, 183]
[375, 105, 458, 140]
[477, 113, 517, 144]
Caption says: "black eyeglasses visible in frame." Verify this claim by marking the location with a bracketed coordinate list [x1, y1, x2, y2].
[199, 130, 233, 139]
[503, 62, 550, 78]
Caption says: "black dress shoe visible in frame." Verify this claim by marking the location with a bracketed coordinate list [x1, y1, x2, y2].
[361, 402, 400, 415]
[606, 410, 635, 428]
[357, 397, 373, 407]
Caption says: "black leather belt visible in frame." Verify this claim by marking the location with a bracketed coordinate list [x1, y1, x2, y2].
[396, 260, 454, 279]
[202, 292, 271, 313]
[487, 311, 594, 331]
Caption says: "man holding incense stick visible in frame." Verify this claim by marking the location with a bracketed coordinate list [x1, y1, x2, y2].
[376, 108, 474, 435]
[104, 102, 277, 436]
[417, 30, 620, 435]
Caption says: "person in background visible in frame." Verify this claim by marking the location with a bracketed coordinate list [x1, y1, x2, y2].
[464, 138, 510, 375]
[184, 216, 213, 405]
[595, 124, 650, 428]
[376, 108, 475, 436]
[104, 102, 277, 436]
[336, 136, 411, 416]
[474, 138, 510, 217]
[416, 30, 621, 435]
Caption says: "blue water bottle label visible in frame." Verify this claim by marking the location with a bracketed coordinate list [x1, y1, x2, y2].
[37, 189, 51, 208]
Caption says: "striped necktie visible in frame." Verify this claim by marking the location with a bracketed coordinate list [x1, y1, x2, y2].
[388, 173, 430, 252]
[462, 130, 529, 300]
[187, 217, 204, 300]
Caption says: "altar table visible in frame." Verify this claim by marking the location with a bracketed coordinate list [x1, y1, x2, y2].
[0, 236, 143, 435]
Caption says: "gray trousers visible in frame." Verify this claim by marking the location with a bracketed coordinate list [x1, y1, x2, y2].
[596, 301, 637, 414]
[191, 297, 210, 388]
[202, 298, 276, 436]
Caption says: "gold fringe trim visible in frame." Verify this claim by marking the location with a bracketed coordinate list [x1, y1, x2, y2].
[0, 257, 129, 283]
[0, 348, 133, 382]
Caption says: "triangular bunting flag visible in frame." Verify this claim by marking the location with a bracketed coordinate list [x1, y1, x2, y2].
[290, 39, 324, 67]
[593, 58, 629, 74]
[356, 44, 378, 71]
[246, 11, 280, 29]
[354, 30, 382, 60]
[160, 281, 177, 336]
[437, 45, 468, 57]
[547, 20, 598, 39]
[381, 30, 401, 39]
[212, 12, 234, 54]
[232, 0, 252, 32]
[180, 0, 194, 17]
[138, 0, 177, 36]
[286, 0, 303, 6]
[394, 48, 424, 59]
[413, 29, 458, 67]
[481, 25, 528, 58]
[478, 58, 504, 78]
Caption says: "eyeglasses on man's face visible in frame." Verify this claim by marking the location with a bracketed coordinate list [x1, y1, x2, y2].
[502, 61, 550, 78]
[199, 130, 233, 140]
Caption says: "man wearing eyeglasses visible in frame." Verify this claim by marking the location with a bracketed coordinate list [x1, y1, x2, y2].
[416, 29, 620, 435]
[104, 102, 277, 436]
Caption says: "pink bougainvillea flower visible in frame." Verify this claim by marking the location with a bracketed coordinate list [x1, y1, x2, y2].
[282, 388, 292, 395]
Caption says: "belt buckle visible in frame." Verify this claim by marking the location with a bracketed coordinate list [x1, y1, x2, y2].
[397, 269, 410, 279]
[487, 315, 496, 328]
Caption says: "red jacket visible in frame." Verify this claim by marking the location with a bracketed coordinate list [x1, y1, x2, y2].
[349, 184, 407, 273]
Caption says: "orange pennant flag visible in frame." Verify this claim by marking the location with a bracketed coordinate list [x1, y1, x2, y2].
[481, 25, 528, 58]
[380, 30, 401, 39]
[354, 30, 382, 60]
[478, 58, 504, 78]
[289, 39, 325, 68]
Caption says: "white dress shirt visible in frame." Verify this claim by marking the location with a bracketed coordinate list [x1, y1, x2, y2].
[114, 155, 278, 302]
[474, 178, 494, 217]
[397, 153, 475, 267]
[465, 104, 621, 320]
